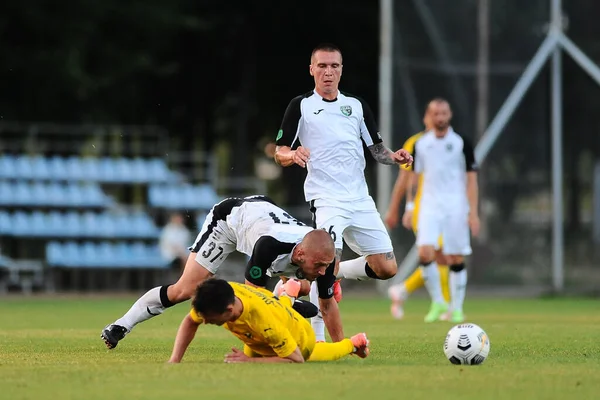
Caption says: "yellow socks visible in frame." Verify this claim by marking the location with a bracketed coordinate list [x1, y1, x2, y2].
[308, 339, 354, 361]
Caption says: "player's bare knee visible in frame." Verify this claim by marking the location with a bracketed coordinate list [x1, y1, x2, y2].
[375, 261, 397, 280]
[435, 251, 449, 265]
[418, 246, 436, 264]
[365, 253, 397, 280]
[448, 256, 465, 271]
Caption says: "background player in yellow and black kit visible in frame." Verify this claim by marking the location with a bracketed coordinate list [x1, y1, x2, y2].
[168, 279, 369, 363]
[384, 110, 450, 320]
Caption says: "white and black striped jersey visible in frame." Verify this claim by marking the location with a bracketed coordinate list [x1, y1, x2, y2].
[412, 129, 478, 210]
[276, 90, 382, 202]
[191, 196, 336, 299]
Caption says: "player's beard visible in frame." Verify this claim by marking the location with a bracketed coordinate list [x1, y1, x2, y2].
[434, 121, 450, 131]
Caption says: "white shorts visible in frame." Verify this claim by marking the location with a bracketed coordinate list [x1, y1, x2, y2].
[309, 196, 393, 256]
[189, 205, 237, 274]
[416, 208, 472, 256]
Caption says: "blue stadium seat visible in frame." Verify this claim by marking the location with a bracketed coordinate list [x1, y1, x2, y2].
[14, 155, 33, 180]
[46, 211, 64, 236]
[80, 212, 99, 237]
[30, 210, 48, 236]
[80, 242, 99, 267]
[111, 213, 129, 237]
[98, 213, 116, 238]
[14, 182, 32, 206]
[0, 210, 12, 235]
[63, 242, 81, 267]
[30, 182, 48, 207]
[81, 158, 101, 182]
[148, 185, 163, 207]
[99, 157, 117, 182]
[63, 212, 82, 237]
[130, 158, 148, 183]
[0, 155, 17, 179]
[11, 211, 29, 236]
[147, 158, 170, 182]
[96, 242, 115, 267]
[47, 156, 69, 181]
[0, 181, 12, 205]
[46, 242, 65, 267]
[130, 242, 147, 267]
[47, 182, 66, 206]
[65, 183, 84, 207]
[196, 184, 220, 209]
[115, 242, 131, 265]
[30, 156, 50, 180]
[130, 212, 158, 238]
[66, 156, 84, 181]
[112, 158, 130, 183]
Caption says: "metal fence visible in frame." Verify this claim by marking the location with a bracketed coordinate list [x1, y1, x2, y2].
[379, 0, 600, 294]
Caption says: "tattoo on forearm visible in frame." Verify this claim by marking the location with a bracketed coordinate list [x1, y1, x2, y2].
[335, 248, 343, 261]
[369, 143, 397, 165]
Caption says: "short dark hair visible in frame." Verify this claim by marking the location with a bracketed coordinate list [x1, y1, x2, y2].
[192, 279, 235, 315]
[311, 43, 343, 62]
[425, 97, 451, 113]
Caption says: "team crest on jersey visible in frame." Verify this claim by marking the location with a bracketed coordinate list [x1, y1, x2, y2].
[340, 105, 352, 116]
[446, 143, 453, 151]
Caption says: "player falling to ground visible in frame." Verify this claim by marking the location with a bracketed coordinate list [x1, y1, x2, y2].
[408, 98, 480, 323]
[101, 195, 339, 349]
[169, 279, 369, 363]
[274, 43, 412, 342]
[385, 107, 450, 320]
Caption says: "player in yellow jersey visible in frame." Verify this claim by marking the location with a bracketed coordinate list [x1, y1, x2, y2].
[168, 279, 369, 363]
[384, 110, 450, 321]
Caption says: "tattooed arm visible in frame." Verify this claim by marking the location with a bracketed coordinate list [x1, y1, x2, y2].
[368, 143, 413, 166]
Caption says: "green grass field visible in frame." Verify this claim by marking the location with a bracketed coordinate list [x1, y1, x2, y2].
[1, 295, 599, 400]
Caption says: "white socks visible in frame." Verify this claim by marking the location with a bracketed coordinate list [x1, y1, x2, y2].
[114, 286, 166, 331]
[309, 281, 326, 342]
[338, 256, 370, 281]
[387, 283, 409, 301]
[421, 262, 445, 304]
[450, 268, 467, 312]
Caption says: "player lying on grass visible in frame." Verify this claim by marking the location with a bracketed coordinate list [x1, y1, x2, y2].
[102, 195, 345, 349]
[168, 278, 369, 363]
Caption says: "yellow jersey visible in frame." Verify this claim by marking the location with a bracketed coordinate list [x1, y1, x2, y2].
[401, 132, 425, 231]
[189, 282, 315, 360]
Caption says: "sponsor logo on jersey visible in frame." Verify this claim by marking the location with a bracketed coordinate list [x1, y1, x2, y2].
[314, 109, 324, 115]
[276, 129, 283, 141]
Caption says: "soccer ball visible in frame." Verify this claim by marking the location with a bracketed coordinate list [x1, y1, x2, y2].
[443, 323, 490, 365]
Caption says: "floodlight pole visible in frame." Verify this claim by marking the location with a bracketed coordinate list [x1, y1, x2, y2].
[377, 0, 394, 215]
[550, 0, 564, 292]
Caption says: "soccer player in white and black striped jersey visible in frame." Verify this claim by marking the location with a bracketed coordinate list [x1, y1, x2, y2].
[274, 43, 413, 342]
[407, 99, 480, 323]
[100, 196, 337, 349]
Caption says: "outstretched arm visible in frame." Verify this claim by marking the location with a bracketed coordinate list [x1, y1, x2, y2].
[224, 346, 305, 363]
[385, 168, 410, 228]
[168, 314, 200, 363]
[368, 143, 413, 166]
[274, 145, 310, 168]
